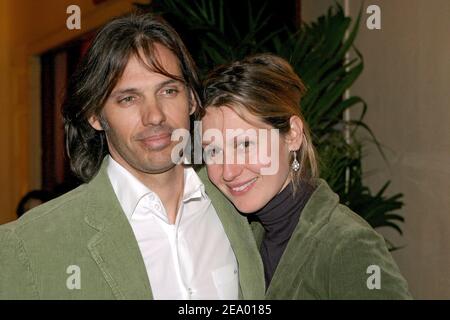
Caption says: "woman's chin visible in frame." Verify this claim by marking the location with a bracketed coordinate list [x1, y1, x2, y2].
[233, 202, 264, 214]
[236, 207, 254, 214]
[221, 186, 267, 213]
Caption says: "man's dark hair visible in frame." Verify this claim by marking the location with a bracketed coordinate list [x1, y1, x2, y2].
[62, 13, 201, 182]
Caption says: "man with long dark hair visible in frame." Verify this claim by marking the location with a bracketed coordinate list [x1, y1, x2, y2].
[0, 13, 264, 299]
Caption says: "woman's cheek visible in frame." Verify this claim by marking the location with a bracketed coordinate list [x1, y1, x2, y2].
[206, 164, 222, 185]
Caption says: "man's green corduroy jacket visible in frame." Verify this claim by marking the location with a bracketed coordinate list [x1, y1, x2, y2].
[0, 161, 265, 299]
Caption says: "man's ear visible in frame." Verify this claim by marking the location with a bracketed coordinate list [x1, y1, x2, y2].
[88, 114, 103, 131]
[285, 116, 304, 151]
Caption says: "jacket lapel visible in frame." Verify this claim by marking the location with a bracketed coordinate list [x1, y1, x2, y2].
[197, 167, 265, 299]
[84, 160, 153, 299]
[265, 179, 339, 297]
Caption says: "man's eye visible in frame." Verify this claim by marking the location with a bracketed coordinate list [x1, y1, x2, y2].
[161, 88, 178, 96]
[119, 96, 136, 104]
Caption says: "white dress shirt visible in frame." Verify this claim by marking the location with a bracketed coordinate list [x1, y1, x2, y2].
[106, 156, 238, 300]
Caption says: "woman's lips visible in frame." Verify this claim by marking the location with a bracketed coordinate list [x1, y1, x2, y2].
[227, 177, 257, 196]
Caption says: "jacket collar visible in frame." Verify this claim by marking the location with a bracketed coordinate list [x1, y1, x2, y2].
[84, 158, 153, 299]
[295, 178, 340, 235]
[265, 178, 339, 296]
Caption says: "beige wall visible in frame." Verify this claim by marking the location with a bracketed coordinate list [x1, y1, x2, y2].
[303, 0, 450, 298]
[0, 0, 143, 224]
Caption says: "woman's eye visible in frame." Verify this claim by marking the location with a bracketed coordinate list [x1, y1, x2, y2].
[204, 146, 222, 159]
[208, 147, 217, 157]
[237, 140, 252, 150]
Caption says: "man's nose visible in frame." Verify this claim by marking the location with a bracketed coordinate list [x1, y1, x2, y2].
[141, 100, 166, 126]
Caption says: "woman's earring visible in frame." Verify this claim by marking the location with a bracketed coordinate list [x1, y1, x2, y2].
[292, 151, 300, 172]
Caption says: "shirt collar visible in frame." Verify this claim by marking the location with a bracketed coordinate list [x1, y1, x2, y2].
[106, 156, 207, 220]
[183, 165, 207, 202]
[106, 155, 153, 220]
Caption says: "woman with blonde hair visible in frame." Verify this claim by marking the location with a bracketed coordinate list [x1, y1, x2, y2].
[200, 53, 411, 299]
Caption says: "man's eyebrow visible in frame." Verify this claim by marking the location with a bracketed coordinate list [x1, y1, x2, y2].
[109, 79, 184, 98]
[109, 87, 142, 98]
[155, 79, 184, 91]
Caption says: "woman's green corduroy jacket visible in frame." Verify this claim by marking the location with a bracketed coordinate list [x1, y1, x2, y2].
[250, 179, 412, 299]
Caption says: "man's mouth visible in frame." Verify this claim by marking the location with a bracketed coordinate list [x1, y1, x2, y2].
[139, 132, 172, 150]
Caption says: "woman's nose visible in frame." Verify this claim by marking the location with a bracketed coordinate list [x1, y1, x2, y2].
[222, 163, 243, 182]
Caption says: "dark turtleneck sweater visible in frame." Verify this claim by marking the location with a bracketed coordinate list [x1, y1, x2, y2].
[250, 181, 315, 288]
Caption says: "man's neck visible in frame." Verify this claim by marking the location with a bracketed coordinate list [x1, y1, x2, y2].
[139, 165, 185, 224]
[112, 157, 185, 224]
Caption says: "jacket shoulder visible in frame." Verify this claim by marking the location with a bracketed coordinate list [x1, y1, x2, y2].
[322, 203, 375, 239]
[303, 179, 378, 245]
[312, 203, 412, 299]
[6, 184, 87, 226]
[1, 184, 89, 242]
